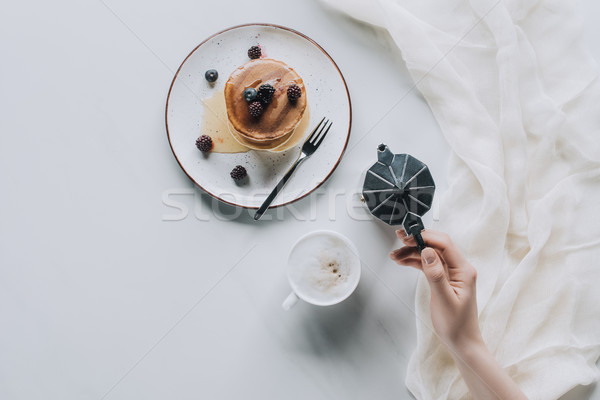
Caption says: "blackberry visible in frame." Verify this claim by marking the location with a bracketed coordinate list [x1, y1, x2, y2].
[247, 45, 261, 59]
[204, 69, 218, 83]
[257, 84, 275, 104]
[195, 135, 213, 152]
[287, 83, 302, 101]
[230, 165, 247, 181]
[243, 87, 257, 102]
[248, 101, 263, 117]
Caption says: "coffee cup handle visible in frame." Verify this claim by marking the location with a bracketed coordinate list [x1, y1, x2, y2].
[282, 291, 299, 310]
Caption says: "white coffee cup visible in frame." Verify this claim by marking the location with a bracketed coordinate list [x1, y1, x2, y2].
[282, 230, 361, 310]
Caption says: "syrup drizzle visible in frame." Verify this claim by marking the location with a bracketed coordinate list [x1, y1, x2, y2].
[200, 89, 310, 154]
[200, 89, 248, 153]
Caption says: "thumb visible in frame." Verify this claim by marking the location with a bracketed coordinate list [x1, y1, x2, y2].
[421, 248, 453, 301]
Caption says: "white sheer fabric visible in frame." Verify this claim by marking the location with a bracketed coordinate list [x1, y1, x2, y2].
[321, 0, 600, 398]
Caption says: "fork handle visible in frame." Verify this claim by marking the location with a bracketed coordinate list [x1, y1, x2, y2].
[254, 157, 306, 220]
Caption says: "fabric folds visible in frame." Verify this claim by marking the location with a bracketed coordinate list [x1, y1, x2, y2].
[321, 0, 600, 398]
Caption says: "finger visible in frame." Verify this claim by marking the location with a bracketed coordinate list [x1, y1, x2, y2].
[390, 246, 418, 260]
[394, 256, 423, 271]
[393, 248, 452, 277]
[390, 247, 422, 269]
[395, 229, 407, 239]
[390, 245, 420, 264]
[421, 247, 455, 302]
[402, 230, 467, 270]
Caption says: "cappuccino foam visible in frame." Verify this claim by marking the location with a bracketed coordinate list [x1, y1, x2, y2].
[288, 234, 360, 304]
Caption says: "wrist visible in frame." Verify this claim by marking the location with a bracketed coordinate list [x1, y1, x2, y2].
[448, 332, 486, 360]
[447, 334, 528, 400]
[448, 337, 493, 381]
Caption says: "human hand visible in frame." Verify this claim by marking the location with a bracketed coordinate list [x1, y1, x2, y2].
[390, 230, 528, 399]
[390, 229, 482, 351]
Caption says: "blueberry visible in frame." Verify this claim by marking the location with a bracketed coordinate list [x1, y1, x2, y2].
[205, 69, 218, 83]
[243, 87, 257, 102]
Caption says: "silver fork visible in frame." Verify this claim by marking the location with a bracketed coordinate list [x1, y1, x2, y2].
[254, 117, 333, 220]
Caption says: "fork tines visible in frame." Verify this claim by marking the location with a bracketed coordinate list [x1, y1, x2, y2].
[306, 117, 332, 148]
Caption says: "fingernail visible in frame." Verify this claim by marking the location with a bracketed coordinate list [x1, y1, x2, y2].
[422, 248, 436, 264]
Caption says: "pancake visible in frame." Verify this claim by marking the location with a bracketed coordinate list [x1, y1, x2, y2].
[224, 59, 307, 145]
[227, 121, 295, 151]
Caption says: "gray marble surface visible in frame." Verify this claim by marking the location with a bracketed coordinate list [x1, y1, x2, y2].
[0, 0, 598, 399]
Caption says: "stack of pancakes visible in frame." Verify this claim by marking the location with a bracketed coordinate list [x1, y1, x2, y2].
[224, 58, 307, 150]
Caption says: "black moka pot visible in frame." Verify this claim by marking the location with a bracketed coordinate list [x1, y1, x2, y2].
[361, 144, 436, 251]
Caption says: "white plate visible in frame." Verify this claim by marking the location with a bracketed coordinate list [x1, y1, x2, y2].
[166, 24, 352, 209]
